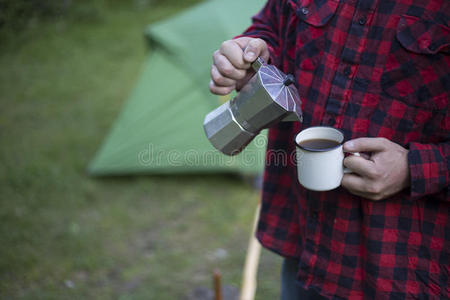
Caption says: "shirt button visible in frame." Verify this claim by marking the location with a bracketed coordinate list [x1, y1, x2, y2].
[358, 16, 367, 25]
[343, 66, 351, 76]
[301, 7, 309, 15]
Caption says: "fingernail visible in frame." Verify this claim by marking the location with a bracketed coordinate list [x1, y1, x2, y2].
[245, 51, 255, 60]
[344, 141, 354, 150]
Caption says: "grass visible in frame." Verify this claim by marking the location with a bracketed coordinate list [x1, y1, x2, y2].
[0, 1, 281, 299]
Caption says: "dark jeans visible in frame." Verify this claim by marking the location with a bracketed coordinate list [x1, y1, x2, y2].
[281, 258, 327, 300]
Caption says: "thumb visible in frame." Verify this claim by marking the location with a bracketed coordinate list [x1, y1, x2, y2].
[243, 38, 269, 63]
[343, 137, 388, 153]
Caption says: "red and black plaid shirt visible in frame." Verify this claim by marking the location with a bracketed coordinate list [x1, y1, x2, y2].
[239, 0, 449, 298]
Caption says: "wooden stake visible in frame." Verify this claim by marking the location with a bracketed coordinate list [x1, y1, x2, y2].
[213, 269, 222, 300]
[240, 201, 262, 300]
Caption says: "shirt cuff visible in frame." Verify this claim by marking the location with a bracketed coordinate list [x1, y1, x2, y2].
[408, 142, 449, 200]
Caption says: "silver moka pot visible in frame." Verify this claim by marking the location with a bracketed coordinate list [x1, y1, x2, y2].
[203, 57, 302, 156]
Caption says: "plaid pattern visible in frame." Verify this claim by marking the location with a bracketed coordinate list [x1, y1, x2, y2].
[239, 0, 450, 298]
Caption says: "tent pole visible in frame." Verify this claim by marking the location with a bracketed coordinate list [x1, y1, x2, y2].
[240, 201, 262, 300]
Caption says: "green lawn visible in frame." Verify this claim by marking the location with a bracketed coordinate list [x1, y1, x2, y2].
[0, 1, 281, 299]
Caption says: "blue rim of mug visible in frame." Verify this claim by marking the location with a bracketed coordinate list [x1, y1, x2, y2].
[294, 126, 344, 152]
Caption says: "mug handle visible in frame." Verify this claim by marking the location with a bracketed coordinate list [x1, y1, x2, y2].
[343, 152, 361, 174]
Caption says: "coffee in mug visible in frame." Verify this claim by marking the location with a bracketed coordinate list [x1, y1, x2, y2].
[298, 138, 341, 151]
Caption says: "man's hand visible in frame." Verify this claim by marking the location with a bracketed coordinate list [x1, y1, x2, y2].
[209, 37, 269, 95]
[341, 138, 410, 201]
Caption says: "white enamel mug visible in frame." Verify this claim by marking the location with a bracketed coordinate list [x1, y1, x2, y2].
[295, 126, 356, 191]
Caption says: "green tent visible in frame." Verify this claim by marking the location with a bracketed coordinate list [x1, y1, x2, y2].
[88, 0, 267, 176]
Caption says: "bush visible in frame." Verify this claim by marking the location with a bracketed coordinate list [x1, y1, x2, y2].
[0, 0, 108, 31]
[0, 0, 190, 37]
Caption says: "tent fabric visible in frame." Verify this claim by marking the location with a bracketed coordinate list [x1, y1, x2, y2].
[88, 0, 267, 176]
[145, 0, 264, 82]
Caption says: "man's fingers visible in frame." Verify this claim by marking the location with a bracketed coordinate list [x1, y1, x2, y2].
[209, 80, 235, 95]
[342, 174, 385, 200]
[211, 65, 236, 87]
[341, 185, 380, 201]
[344, 155, 378, 179]
[343, 137, 388, 153]
[213, 51, 247, 80]
[341, 174, 367, 192]
[244, 38, 269, 62]
[234, 38, 269, 63]
[220, 40, 250, 70]
[209, 37, 268, 95]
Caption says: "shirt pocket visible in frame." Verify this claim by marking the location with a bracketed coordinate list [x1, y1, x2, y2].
[380, 15, 450, 111]
[284, 0, 339, 97]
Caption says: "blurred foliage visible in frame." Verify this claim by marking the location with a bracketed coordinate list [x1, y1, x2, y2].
[0, 0, 202, 51]
[0, 0, 96, 30]
[0, 0, 167, 32]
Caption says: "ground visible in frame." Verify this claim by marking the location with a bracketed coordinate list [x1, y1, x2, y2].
[0, 1, 281, 299]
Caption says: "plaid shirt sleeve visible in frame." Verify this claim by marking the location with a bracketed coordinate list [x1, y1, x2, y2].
[408, 141, 449, 200]
[235, 0, 282, 64]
